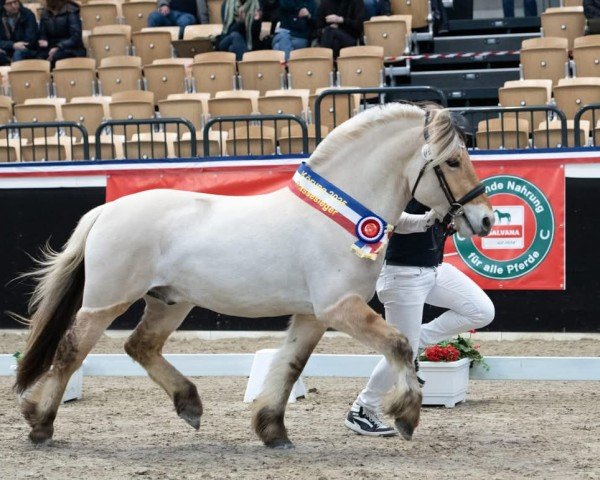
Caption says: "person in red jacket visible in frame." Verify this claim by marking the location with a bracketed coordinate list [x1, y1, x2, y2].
[314, 0, 364, 58]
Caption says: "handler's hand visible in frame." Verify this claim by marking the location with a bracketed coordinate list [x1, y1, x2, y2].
[423, 209, 442, 229]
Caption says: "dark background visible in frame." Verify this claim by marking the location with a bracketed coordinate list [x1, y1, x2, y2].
[1, 178, 598, 332]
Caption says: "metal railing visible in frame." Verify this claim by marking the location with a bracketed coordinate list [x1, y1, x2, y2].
[574, 104, 600, 147]
[449, 106, 568, 149]
[0, 121, 89, 162]
[95, 117, 196, 160]
[203, 115, 309, 157]
[314, 86, 448, 144]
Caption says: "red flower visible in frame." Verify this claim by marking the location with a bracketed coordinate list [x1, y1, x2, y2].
[468, 329, 477, 334]
[422, 344, 460, 362]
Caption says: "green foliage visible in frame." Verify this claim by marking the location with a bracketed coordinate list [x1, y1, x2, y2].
[13, 351, 22, 362]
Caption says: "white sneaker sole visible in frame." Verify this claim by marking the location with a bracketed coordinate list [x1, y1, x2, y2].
[344, 418, 398, 437]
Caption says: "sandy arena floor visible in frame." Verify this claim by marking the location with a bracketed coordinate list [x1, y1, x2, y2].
[1, 332, 599, 480]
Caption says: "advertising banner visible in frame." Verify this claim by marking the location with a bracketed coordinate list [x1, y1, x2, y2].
[445, 162, 565, 290]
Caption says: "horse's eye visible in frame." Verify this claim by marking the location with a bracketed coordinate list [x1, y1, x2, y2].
[446, 159, 460, 168]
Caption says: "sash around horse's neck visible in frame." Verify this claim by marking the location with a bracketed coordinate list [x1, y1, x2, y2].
[289, 163, 394, 260]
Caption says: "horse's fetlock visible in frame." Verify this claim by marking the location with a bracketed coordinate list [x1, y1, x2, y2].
[252, 405, 289, 447]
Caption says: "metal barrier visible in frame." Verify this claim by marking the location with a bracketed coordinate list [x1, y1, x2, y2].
[449, 106, 568, 149]
[574, 104, 600, 147]
[0, 121, 89, 162]
[95, 117, 196, 160]
[314, 86, 447, 144]
[203, 115, 309, 157]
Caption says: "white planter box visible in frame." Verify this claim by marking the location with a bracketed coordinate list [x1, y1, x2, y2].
[11, 364, 83, 403]
[419, 358, 471, 408]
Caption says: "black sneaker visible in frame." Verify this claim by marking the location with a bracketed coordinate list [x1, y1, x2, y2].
[344, 401, 397, 437]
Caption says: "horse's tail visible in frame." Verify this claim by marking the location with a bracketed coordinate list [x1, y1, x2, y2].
[14, 205, 105, 394]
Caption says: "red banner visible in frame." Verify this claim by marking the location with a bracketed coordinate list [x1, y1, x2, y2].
[444, 162, 565, 290]
[106, 160, 566, 290]
[106, 164, 298, 201]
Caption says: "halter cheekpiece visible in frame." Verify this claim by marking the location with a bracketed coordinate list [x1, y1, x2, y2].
[411, 110, 486, 227]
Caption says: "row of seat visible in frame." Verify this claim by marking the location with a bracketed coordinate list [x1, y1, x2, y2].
[0, 47, 387, 105]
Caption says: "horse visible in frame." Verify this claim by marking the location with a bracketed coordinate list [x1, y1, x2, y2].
[14, 102, 494, 449]
[494, 209, 511, 224]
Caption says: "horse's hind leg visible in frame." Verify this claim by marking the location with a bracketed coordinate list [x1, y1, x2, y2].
[21, 303, 129, 443]
[124, 296, 200, 429]
[252, 314, 326, 449]
[320, 294, 422, 440]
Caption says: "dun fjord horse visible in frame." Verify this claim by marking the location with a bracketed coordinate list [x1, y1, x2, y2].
[15, 103, 493, 448]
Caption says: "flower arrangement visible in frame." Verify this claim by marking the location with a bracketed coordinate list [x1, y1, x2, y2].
[419, 333, 489, 370]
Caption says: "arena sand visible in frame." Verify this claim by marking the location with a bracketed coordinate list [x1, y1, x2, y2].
[1, 332, 599, 480]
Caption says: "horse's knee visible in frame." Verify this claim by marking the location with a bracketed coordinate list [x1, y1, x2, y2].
[388, 332, 413, 365]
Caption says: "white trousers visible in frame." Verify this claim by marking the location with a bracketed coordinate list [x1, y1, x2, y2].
[357, 262, 495, 410]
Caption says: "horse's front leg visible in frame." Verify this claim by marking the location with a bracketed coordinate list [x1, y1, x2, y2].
[320, 294, 422, 440]
[252, 314, 326, 449]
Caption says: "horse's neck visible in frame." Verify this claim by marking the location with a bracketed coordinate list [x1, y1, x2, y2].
[310, 123, 423, 225]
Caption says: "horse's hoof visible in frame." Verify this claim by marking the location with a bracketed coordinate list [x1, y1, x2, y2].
[265, 439, 294, 449]
[178, 410, 201, 430]
[395, 420, 414, 441]
[29, 426, 54, 444]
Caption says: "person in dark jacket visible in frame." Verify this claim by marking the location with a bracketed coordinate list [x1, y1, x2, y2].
[584, 0, 600, 34]
[272, 0, 316, 60]
[217, 0, 262, 60]
[363, 0, 389, 20]
[0, 0, 39, 65]
[37, 0, 85, 67]
[147, 0, 209, 40]
[315, 0, 364, 58]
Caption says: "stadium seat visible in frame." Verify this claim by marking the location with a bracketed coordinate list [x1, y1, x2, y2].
[123, 131, 176, 159]
[183, 23, 223, 40]
[0, 95, 13, 139]
[206, 0, 222, 23]
[286, 48, 334, 93]
[533, 119, 589, 148]
[364, 15, 412, 58]
[109, 90, 155, 137]
[337, 46, 385, 88]
[572, 35, 600, 78]
[226, 125, 276, 156]
[62, 100, 108, 141]
[541, 7, 586, 50]
[132, 31, 173, 66]
[476, 117, 530, 150]
[80, 2, 120, 30]
[237, 50, 286, 95]
[20, 137, 71, 162]
[7, 63, 51, 104]
[309, 87, 360, 132]
[158, 96, 205, 133]
[553, 77, 600, 121]
[191, 51, 237, 97]
[73, 134, 125, 160]
[498, 79, 553, 132]
[143, 61, 188, 103]
[52, 57, 97, 101]
[278, 124, 329, 154]
[258, 92, 306, 133]
[208, 90, 257, 133]
[121, 0, 156, 33]
[14, 101, 62, 141]
[174, 129, 225, 157]
[97, 55, 143, 95]
[88, 24, 132, 64]
[141, 26, 180, 41]
[0, 139, 23, 162]
[519, 37, 569, 87]
[390, 0, 429, 30]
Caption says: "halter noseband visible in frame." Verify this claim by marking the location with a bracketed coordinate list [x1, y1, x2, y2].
[411, 110, 486, 227]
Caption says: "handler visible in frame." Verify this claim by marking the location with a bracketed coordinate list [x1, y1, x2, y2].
[345, 199, 495, 437]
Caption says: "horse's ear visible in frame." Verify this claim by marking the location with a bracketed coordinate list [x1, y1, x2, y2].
[449, 111, 473, 146]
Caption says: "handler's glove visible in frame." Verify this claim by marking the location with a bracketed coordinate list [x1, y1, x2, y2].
[422, 209, 441, 229]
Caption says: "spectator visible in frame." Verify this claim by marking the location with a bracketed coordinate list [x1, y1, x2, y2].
[503, 0, 538, 18]
[0, 0, 39, 65]
[315, 0, 365, 58]
[584, 0, 600, 34]
[363, 0, 389, 20]
[272, 0, 316, 60]
[217, 0, 262, 60]
[431, 0, 449, 34]
[37, 0, 85, 67]
[148, 0, 209, 40]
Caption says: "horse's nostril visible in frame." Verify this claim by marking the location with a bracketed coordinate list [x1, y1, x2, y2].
[482, 215, 492, 233]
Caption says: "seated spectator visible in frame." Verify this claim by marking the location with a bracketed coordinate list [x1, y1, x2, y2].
[363, 0, 389, 20]
[502, 0, 538, 18]
[37, 0, 86, 67]
[148, 0, 209, 40]
[431, 0, 449, 34]
[272, 0, 316, 60]
[217, 0, 262, 61]
[0, 0, 39, 65]
[315, 0, 364, 58]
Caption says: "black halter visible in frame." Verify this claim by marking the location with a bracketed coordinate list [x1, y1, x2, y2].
[411, 110, 486, 228]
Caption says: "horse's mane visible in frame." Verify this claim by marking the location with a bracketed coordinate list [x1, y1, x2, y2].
[309, 102, 465, 170]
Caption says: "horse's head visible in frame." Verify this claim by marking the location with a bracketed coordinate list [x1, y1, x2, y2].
[408, 107, 494, 237]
